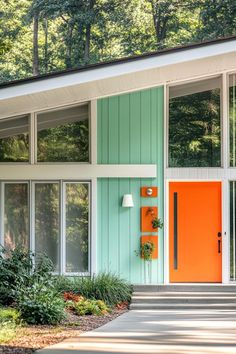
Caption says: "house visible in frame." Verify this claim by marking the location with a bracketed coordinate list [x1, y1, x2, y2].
[0, 36, 236, 284]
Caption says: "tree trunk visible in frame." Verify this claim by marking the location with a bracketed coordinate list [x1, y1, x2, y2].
[33, 12, 39, 76]
[84, 24, 91, 64]
[44, 18, 48, 73]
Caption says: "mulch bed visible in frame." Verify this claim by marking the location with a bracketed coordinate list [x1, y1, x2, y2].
[0, 308, 128, 354]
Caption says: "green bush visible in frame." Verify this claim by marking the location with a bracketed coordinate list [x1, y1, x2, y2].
[55, 273, 133, 306]
[73, 298, 109, 316]
[16, 280, 66, 325]
[0, 307, 21, 325]
[0, 246, 54, 305]
[53, 275, 78, 294]
[0, 308, 21, 344]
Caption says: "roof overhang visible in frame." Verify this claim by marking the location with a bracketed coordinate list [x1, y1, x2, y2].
[0, 38, 236, 118]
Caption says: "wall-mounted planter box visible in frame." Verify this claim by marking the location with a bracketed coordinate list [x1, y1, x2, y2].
[141, 206, 158, 232]
[140, 235, 158, 259]
[141, 187, 158, 197]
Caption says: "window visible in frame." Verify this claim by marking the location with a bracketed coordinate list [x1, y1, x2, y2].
[65, 183, 89, 273]
[0, 104, 89, 164]
[1, 181, 90, 274]
[0, 115, 29, 162]
[35, 183, 60, 272]
[37, 105, 89, 162]
[229, 74, 236, 167]
[168, 77, 221, 167]
[4, 183, 29, 249]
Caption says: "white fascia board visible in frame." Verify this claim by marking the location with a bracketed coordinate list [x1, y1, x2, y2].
[1, 41, 236, 101]
[0, 164, 156, 179]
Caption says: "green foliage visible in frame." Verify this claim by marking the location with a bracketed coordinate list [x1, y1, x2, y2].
[54, 273, 133, 306]
[151, 217, 164, 229]
[136, 241, 156, 261]
[0, 307, 21, 325]
[72, 297, 109, 316]
[0, 0, 235, 83]
[0, 246, 54, 305]
[0, 307, 21, 344]
[16, 280, 66, 325]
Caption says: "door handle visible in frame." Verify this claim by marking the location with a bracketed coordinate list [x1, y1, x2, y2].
[174, 192, 178, 269]
[218, 232, 222, 237]
[218, 239, 221, 253]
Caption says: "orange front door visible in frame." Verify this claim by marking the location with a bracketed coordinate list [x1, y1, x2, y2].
[169, 182, 222, 283]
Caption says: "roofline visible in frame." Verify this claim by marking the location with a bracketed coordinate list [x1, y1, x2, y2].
[1, 35, 236, 89]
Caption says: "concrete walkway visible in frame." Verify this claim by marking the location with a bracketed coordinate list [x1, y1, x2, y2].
[38, 309, 236, 354]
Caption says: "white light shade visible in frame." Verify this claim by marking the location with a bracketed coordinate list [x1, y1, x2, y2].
[122, 194, 134, 207]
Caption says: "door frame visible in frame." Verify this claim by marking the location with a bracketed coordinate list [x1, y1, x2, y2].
[164, 179, 229, 284]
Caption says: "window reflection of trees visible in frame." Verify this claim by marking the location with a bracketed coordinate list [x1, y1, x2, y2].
[4, 184, 29, 249]
[169, 89, 221, 167]
[66, 183, 89, 273]
[35, 183, 60, 272]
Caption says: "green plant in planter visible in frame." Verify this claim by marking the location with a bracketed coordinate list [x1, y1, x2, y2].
[151, 217, 164, 230]
[135, 241, 155, 261]
[141, 241, 155, 261]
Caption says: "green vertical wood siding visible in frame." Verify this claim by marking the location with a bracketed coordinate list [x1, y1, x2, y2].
[97, 86, 164, 284]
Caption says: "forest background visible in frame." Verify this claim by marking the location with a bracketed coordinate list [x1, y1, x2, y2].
[0, 0, 235, 84]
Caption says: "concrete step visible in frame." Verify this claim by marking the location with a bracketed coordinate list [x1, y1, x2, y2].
[130, 303, 236, 310]
[133, 285, 236, 292]
[133, 291, 236, 297]
[131, 296, 236, 304]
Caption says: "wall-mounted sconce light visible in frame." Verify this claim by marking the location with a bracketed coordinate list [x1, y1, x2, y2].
[122, 194, 134, 207]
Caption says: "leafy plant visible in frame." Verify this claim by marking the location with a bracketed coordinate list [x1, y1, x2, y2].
[16, 280, 66, 325]
[0, 307, 21, 344]
[140, 241, 155, 261]
[0, 307, 21, 325]
[0, 246, 32, 305]
[151, 217, 164, 229]
[73, 297, 109, 316]
[0, 246, 54, 305]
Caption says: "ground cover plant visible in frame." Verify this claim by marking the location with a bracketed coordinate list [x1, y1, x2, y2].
[0, 307, 21, 344]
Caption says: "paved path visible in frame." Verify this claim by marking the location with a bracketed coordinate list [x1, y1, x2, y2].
[37, 309, 236, 354]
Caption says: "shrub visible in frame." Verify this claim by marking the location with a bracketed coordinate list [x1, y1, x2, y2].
[0, 247, 32, 305]
[63, 292, 82, 303]
[53, 276, 78, 294]
[0, 246, 54, 305]
[77, 273, 133, 306]
[55, 273, 133, 306]
[0, 308, 21, 344]
[73, 298, 109, 316]
[16, 280, 66, 325]
[0, 307, 21, 325]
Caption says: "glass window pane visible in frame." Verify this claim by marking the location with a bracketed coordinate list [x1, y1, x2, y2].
[230, 181, 236, 280]
[37, 105, 89, 162]
[0, 115, 29, 162]
[65, 183, 89, 273]
[229, 74, 236, 166]
[35, 183, 60, 271]
[169, 77, 221, 167]
[4, 183, 29, 249]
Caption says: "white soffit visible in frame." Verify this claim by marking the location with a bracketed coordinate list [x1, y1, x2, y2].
[1, 40, 236, 102]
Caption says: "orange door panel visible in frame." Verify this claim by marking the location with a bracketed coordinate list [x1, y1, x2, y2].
[169, 182, 222, 283]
